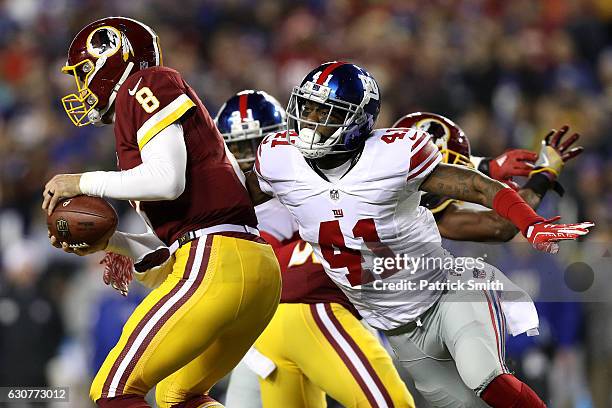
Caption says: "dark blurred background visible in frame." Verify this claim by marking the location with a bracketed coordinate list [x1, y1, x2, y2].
[0, 0, 611, 406]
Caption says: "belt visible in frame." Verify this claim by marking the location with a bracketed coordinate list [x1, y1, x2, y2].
[382, 300, 439, 336]
[169, 224, 259, 254]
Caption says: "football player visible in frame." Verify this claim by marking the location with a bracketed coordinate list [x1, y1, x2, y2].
[41, 18, 281, 408]
[245, 61, 593, 407]
[217, 91, 414, 407]
[220, 93, 578, 407]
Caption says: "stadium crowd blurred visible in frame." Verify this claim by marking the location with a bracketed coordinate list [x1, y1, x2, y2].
[0, 0, 610, 406]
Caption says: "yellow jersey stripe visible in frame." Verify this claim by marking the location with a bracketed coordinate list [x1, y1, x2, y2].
[138, 97, 195, 150]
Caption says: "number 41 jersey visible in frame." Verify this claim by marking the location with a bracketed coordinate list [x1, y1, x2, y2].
[255, 128, 450, 330]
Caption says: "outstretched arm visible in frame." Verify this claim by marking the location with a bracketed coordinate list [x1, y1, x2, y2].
[421, 163, 593, 253]
[421, 163, 505, 208]
[433, 126, 584, 242]
[436, 187, 541, 242]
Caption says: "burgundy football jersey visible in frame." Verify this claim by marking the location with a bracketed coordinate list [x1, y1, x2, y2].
[114, 66, 257, 244]
[272, 238, 360, 318]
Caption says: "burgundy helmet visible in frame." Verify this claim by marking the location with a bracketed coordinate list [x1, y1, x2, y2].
[61, 17, 162, 126]
[393, 112, 472, 167]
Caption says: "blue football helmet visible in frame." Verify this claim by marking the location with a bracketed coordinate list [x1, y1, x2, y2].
[215, 90, 286, 166]
[287, 61, 381, 159]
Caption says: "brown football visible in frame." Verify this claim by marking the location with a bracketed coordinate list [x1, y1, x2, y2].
[47, 196, 118, 248]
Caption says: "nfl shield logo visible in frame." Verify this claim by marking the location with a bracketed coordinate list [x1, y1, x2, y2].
[56, 218, 70, 239]
[329, 189, 340, 201]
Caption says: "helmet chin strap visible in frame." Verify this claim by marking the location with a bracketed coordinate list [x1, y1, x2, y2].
[88, 61, 135, 124]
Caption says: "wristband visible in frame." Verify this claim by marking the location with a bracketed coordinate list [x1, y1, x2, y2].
[524, 172, 565, 197]
[493, 188, 544, 235]
[524, 173, 552, 197]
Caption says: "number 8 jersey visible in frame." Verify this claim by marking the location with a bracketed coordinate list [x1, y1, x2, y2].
[255, 127, 450, 330]
[114, 66, 258, 245]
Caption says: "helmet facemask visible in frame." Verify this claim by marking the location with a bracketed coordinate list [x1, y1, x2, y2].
[440, 148, 473, 167]
[287, 81, 366, 159]
[61, 59, 101, 126]
[222, 114, 285, 170]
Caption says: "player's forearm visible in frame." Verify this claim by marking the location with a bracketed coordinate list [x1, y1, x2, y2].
[106, 231, 166, 260]
[245, 170, 273, 206]
[518, 188, 541, 210]
[421, 163, 507, 208]
[80, 124, 187, 201]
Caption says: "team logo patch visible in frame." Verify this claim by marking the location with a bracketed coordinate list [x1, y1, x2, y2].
[329, 189, 340, 200]
[56, 218, 71, 239]
[333, 209, 344, 218]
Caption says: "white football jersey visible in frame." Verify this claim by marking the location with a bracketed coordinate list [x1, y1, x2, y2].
[254, 198, 298, 242]
[255, 128, 450, 329]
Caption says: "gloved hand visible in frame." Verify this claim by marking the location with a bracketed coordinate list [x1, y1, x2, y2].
[488, 149, 537, 181]
[525, 217, 594, 254]
[530, 125, 583, 181]
[100, 252, 134, 296]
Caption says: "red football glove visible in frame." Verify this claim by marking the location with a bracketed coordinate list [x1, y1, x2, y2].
[488, 149, 537, 181]
[525, 218, 595, 254]
[100, 252, 134, 296]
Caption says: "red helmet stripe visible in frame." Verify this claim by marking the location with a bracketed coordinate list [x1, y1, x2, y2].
[316, 61, 347, 85]
[239, 93, 248, 121]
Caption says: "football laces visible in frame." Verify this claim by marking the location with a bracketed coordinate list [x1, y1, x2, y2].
[68, 242, 89, 249]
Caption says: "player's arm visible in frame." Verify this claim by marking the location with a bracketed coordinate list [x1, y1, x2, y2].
[435, 126, 584, 242]
[421, 162, 592, 253]
[42, 122, 187, 214]
[43, 69, 196, 214]
[435, 188, 540, 242]
[245, 169, 273, 206]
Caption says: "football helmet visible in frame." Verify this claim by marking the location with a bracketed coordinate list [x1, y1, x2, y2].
[215, 90, 286, 167]
[286, 61, 381, 159]
[61, 17, 162, 126]
[393, 112, 472, 167]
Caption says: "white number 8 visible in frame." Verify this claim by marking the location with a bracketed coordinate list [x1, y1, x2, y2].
[135, 87, 160, 113]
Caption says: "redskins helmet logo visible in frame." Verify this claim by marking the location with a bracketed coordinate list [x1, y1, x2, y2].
[415, 118, 450, 151]
[86, 26, 122, 58]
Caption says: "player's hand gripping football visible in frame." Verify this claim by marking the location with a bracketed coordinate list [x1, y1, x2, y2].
[530, 125, 583, 181]
[48, 229, 110, 256]
[488, 149, 537, 181]
[42, 173, 83, 215]
[525, 217, 594, 254]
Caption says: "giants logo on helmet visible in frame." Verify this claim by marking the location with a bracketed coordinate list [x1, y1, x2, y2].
[358, 74, 380, 101]
[311, 71, 333, 86]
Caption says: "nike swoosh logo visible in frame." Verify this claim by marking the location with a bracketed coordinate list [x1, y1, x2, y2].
[128, 78, 143, 96]
[496, 154, 507, 167]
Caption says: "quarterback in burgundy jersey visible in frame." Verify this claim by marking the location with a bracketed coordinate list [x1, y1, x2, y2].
[246, 61, 592, 407]
[42, 17, 280, 408]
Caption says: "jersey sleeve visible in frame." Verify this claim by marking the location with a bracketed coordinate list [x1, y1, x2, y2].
[255, 198, 299, 242]
[253, 133, 281, 196]
[405, 130, 442, 191]
[117, 68, 196, 151]
[253, 148, 274, 196]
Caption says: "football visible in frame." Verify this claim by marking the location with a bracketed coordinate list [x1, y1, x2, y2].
[47, 195, 118, 248]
